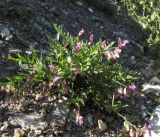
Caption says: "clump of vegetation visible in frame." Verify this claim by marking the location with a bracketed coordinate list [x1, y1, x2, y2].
[119, 0, 160, 57]
[1, 24, 148, 136]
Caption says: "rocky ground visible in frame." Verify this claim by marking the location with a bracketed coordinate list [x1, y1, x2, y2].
[0, 0, 160, 137]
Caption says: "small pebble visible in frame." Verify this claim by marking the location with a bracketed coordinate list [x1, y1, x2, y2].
[88, 8, 93, 13]
[35, 129, 42, 135]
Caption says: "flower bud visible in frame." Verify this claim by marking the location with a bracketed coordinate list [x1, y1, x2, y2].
[67, 56, 72, 64]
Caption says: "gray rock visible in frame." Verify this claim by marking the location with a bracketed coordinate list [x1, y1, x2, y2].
[0, 28, 10, 38]
[75, 1, 83, 6]
[113, 31, 128, 39]
[140, 68, 150, 78]
[48, 135, 54, 137]
[46, 97, 69, 126]
[87, 113, 93, 126]
[144, 105, 160, 137]
[142, 83, 160, 95]
[9, 112, 48, 130]
[129, 56, 136, 65]
[35, 129, 42, 135]
[88, 8, 94, 13]
[150, 76, 160, 84]
[28, 131, 36, 137]
[1, 133, 11, 137]
[0, 40, 4, 45]
[0, 0, 5, 7]
[98, 119, 107, 131]
[0, 122, 3, 127]
[13, 128, 25, 137]
[5, 35, 13, 41]
[9, 49, 22, 53]
[141, 105, 147, 111]
[0, 121, 9, 132]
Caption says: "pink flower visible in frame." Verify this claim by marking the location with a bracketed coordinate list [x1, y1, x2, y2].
[71, 66, 81, 73]
[123, 88, 127, 96]
[118, 88, 123, 94]
[49, 64, 55, 72]
[78, 116, 83, 125]
[143, 124, 151, 129]
[100, 40, 107, 49]
[118, 37, 129, 47]
[114, 48, 122, 53]
[88, 34, 94, 45]
[73, 108, 77, 112]
[105, 52, 112, 59]
[129, 129, 134, 137]
[73, 42, 81, 53]
[78, 28, 85, 37]
[129, 83, 136, 91]
[117, 87, 128, 99]
[106, 48, 121, 60]
[113, 50, 120, 58]
[76, 115, 83, 126]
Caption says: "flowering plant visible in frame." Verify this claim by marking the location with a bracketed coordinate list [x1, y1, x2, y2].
[2, 24, 140, 135]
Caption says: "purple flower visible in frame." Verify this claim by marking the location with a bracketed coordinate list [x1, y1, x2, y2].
[73, 42, 81, 53]
[143, 124, 151, 129]
[129, 83, 136, 91]
[78, 28, 85, 37]
[88, 34, 94, 45]
[142, 112, 147, 118]
[118, 37, 129, 47]
[53, 76, 60, 83]
[76, 42, 81, 50]
[49, 64, 55, 72]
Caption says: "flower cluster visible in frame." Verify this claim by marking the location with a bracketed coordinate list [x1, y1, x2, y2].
[116, 83, 137, 99]
[101, 38, 129, 60]
[106, 47, 122, 59]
